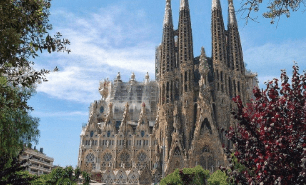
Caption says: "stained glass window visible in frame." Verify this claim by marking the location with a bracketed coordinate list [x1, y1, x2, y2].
[137, 152, 147, 161]
[141, 130, 145, 137]
[86, 153, 95, 162]
[120, 152, 130, 162]
[100, 106, 104, 113]
[103, 153, 112, 161]
[90, 131, 94, 137]
[107, 131, 111, 137]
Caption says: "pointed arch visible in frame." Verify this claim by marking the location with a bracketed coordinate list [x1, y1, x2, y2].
[127, 168, 139, 184]
[200, 118, 212, 135]
[115, 169, 128, 184]
[102, 169, 115, 184]
[174, 146, 181, 156]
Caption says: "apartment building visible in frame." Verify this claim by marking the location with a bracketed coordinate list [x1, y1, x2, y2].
[20, 147, 54, 176]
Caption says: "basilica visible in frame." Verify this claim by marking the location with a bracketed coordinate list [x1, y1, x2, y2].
[78, 0, 258, 184]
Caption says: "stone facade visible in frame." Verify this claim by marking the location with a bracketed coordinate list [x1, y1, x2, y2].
[78, 0, 258, 184]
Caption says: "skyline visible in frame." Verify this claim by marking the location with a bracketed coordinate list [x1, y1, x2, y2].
[28, 0, 306, 167]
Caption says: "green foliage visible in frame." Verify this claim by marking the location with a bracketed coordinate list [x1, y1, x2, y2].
[0, 149, 38, 184]
[207, 170, 228, 185]
[0, 0, 70, 159]
[82, 171, 91, 185]
[32, 166, 89, 185]
[240, 0, 306, 24]
[160, 165, 210, 185]
[0, 0, 70, 88]
[0, 83, 40, 158]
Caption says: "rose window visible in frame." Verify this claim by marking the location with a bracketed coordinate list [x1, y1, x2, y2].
[86, 153, 95, 162]
[103, 153, 112, 161]
[120, 152, 130, 162]
[137, 152, 147, 162]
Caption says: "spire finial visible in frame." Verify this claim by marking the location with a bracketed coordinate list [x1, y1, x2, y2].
[201, 47, 206, 58]
[131, 72, 135, 81]
[212, 0, 221, 10]
[228, 0, 237, 25]
[180, 0, 189, 11]
[163, 0, 173, 26]
[117, 72, 121, 80]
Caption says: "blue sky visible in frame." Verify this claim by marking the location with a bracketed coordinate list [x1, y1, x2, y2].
[28, 0, 306, 167]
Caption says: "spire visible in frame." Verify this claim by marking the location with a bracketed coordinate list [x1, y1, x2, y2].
[211, 0, 227, 67]
[163, 0, 173, 26]
[180, 0, 189, 11]
[228, 0, 237, 26]
[178, 0, 193, 65]
[119, 102, 132, 134]
[212, 0, 221, 10]
[160, 0, 175, 77]
[200, 47, 207, 60]
[227, 0, 245, 74]
[106, 103, 114, 122]
[136, 102, 149, 131]
[103, 103, 115, 131]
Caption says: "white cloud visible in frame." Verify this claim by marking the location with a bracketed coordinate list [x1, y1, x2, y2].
[244, 38, 306, 87]
[35, 4, 156, 103]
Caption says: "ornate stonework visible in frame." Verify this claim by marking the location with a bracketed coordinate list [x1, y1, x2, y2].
[78, 0, 258, 183]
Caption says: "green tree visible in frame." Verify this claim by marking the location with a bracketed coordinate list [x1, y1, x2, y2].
[0, 79, 40, 157]
[0, 149, 38, 184]
[240, 0, 306, 24]
[0, 0, 70, 157]
[160, 165, 210, 185]
[0, 0, 70, 88]
[31, 166, 90, 185]
[0, 0, 70, 183]
[207, 170, 228, 185]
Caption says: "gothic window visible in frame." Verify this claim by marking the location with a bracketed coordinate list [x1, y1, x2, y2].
[141, 131, 145, 137]
[137, 152, 147, 162]
[199, 155, 207, 170]
[202, 145, 211, 153]
[107, 131, 111, 137]
[86, 153, 95, 163]
[103, 153, 112, 162]
[174, 147, 181, 156]
[185, 71, 187, 82]
[100, 106, 104, 113]
[220, 71, 223, 82]
[116, 121, 121, 129]
[208, 156, 214, 171]
[200, 118, 212, 135]
[102, 162, 106, 167]
[120, 152, 130, 162]
[137, 162, 141, 169]
[90, 131, 94, 137]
